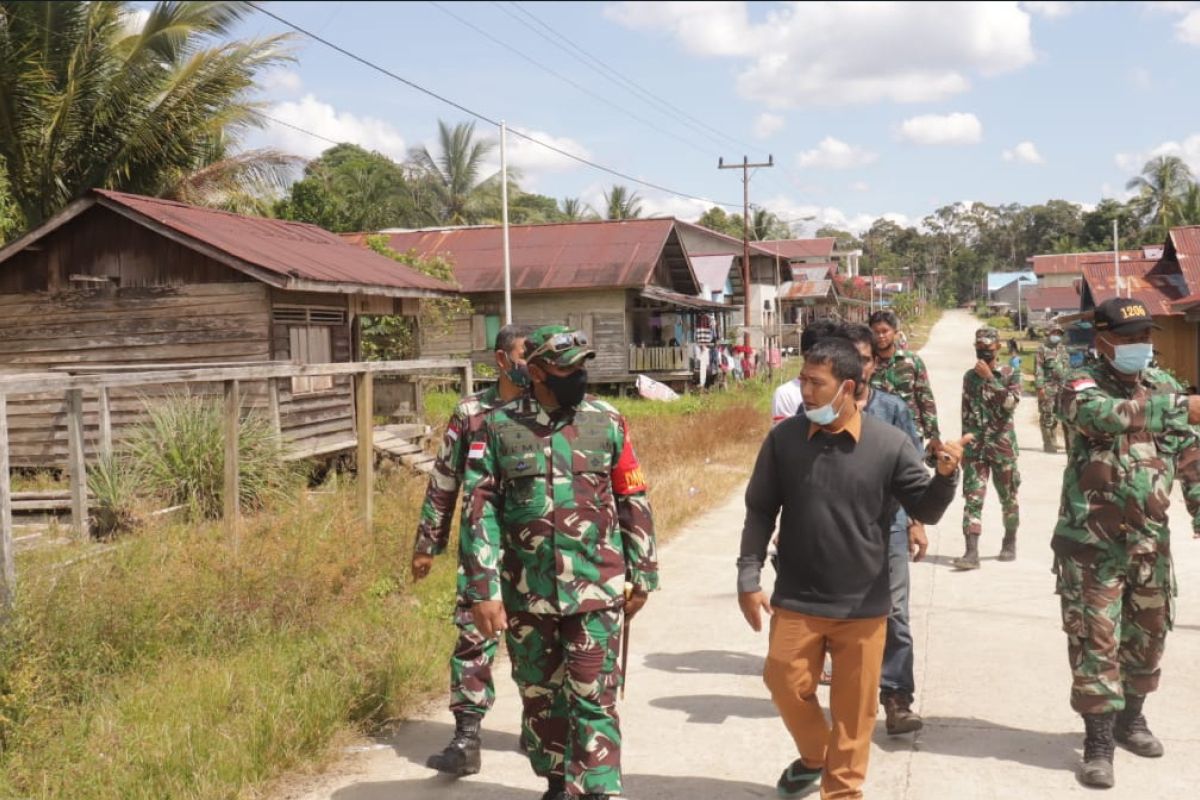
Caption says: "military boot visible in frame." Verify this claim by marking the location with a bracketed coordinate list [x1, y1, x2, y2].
[425, 712, 481, 776]
[952, 535, 981, 570]
[1079, 713, 1116, 789]
[1115, 694, 1164, 758]
[1043, 437, 1057, 453]
[998, 531, 1017, 562]
[539, 776, 566, 800]
[882, 691, 924, 735]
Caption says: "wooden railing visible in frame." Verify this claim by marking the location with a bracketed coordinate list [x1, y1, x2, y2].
[628, 345, 689, 373]
[0, 358, 471, 612]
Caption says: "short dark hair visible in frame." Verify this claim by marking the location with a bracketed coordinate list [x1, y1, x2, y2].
[804, 337, 863, 386]
[836, 322, 873, 350]
[494, 324, 530, 355]
[868, 310, 900, 330]
[800, 318, 841, 355]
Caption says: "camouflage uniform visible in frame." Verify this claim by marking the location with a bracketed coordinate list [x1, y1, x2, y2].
[961, 364, 1022, 539]
[460, 391, 658, 797]
[1035, 339, 1071, 449]
[872, 349, 941, 446]
[414, 385, 503, 718]
[1052, 359, 1200, 714]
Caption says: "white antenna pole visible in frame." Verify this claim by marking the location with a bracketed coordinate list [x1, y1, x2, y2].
[1113, 219, 1121, 300]
[501, 120, 513, 324]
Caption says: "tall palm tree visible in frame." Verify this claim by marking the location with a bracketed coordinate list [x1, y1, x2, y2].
[603, 185, 642, 220]
[1178, 182, 1200, 227]
[1125, 155, 1194, 233]
[559, 196, 594, 221]
[408, 120, 497, 225]
[0, 1, 294, 230]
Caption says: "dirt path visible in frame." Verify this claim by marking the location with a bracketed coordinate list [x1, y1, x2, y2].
[280, 309, 1200, 799]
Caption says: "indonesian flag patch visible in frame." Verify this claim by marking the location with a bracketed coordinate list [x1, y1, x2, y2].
[468, 441, 486, 460]
[1070, 378, 1097, 392]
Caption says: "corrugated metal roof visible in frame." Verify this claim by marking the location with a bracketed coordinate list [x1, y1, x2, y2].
[1031, 250, 1145, 276]
[362, 219, 682, 293]
[757, 238, 836, 260]
[1024, 285, 1080, 312]
[779, 280, 834, 300]
[1167, 226, 1200, 294]
[639, 286, 736, 311]
[1081, 259, 1187, 316]
[987, 270, 1036, 292]
[792, 264, 835, 282]
[91, 190, 453, 295]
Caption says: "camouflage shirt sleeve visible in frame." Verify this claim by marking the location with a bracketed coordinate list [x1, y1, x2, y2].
[1034, 348, 1047, 390]
[611, 414, 659, 593]
[911, 354, 941, 441]
[1175, 437, 1200, 534]
[1058, 376, 1189, 439]
[458, 421, 504, 604]
[412, 404, 471, 555]
[986, 367, 1021, 413]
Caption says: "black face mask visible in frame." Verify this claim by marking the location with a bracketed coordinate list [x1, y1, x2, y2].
[976, 349, 995, 363]
[544, 368, 588, 408]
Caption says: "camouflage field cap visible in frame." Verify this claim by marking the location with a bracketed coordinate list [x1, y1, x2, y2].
[974, 326, 1000, 346]
[1048, 322, 1065, 334]
[525, 324, 596, 367]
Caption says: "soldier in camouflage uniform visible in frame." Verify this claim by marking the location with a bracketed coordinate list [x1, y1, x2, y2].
[1036, 323, 1072, 452]
[412, 324, 530, 777]
[460, 325, 659, 800]
[1052, 298, 1200, 789]
[869, 310, 942, 463]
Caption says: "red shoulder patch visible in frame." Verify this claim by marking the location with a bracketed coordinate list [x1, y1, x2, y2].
[612, 423, 648, 495]
[1069, 378, 1097, 392]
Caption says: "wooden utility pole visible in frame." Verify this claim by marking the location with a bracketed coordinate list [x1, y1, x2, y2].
[719, 155, 774, 348]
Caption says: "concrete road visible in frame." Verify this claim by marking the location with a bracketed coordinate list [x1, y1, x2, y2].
[283, 309, 1200, 800]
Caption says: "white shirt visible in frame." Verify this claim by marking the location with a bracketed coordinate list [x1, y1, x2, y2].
[772, 378, 804, 425]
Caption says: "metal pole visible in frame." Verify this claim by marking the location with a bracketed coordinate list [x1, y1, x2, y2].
[501, 120, 513, 325]
[1113, 219, 1121, 299]
[719, 155, 774, 350]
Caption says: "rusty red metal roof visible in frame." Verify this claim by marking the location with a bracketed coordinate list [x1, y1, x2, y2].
[90, 190, 454, 295]
[1031, 250, 1146, 276]
[780, 280, 834, 300]
[1081, 259, 1187, 316]
[1166, 226, 1200, 294]
[1024, 285, 1079, 312]
[792, 263, 835, 282]
[362, 219, 682, 293]
[756, 238, 836, 260]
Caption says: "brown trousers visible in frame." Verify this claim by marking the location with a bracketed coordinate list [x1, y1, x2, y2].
[764, 608, 887, 800]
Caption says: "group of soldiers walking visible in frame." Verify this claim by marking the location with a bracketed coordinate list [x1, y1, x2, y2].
[407, 296, 1195, 798]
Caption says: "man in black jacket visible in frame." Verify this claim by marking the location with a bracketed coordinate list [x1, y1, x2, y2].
[738, 337, 970, 800]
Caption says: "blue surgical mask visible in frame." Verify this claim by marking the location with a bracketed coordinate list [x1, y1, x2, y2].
[1048, 335, 1062, 345]
[806, 383, 847, 426]
[1109, 342, 1153, 374]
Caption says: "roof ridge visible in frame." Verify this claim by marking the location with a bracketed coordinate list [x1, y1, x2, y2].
[95, 188, 325, 235]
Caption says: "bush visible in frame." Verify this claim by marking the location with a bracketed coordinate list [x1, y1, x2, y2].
[985, 315, 1013, 330]
[86, 453, 145, 537]
[125, 392, 297, 520]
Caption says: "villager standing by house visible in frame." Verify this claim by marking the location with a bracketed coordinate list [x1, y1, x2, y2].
[869, 310, 942, 463]
[954, 327, 1022, 570]
[738, 337, 966, 800]
[413, 325, 531, 776]
[460, 325, 659, 800]
[1052, 298, 1200, 789]
[1036, 323, 1072, 452]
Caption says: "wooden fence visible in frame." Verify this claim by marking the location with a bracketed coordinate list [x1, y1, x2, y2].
[0, 358, 471, 612]
[628, 345, 689, 373]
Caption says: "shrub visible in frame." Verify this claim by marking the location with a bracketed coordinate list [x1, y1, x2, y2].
[125, 392, 297, 520]
[985, 315, 1013, 330]
[86, 453, 145, 537]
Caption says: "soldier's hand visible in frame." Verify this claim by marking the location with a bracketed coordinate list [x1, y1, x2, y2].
[1187, 394, 1200, 424]
[936, 434, 973, 476]
[974, 360, 993, 380]
[625, 587, 649, 620]
[472, 600, 508, 639]
[738, 590, 772, 632]
[410, 553, 434, 583]
[908, 522, 928, 562]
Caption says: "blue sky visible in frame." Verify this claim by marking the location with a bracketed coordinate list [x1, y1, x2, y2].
[234, 1, 1200, 234]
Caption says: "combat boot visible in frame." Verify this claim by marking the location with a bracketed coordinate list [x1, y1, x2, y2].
[425, 712, 481, 776]
[881, 691, 923, 735]
[1043, 438, 1056, 453]
[539, 776, 566, 800]
[998, 532, 1017, 562]
[1079, 713, 1116, 789]
[1115, 694, 1164, 758]
[952, 535, 980, 570]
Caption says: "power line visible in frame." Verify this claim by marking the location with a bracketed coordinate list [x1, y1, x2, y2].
[245, 2, 741, 210]
[257, 113, 342, 147]
[499, 1, 758, 155]
[427, 1, 716, 160]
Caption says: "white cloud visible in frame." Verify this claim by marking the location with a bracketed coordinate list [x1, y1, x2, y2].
[121, 7, 149, 34]
[1022, 1, 1077, 18]
[1001, 140, 1044, 164]
[1115, 134, 1200, 175]
[754, 112, 785, 139]
[1178, 9, 1200, 42]
[796, 137, 878, 169]
[491, 129, 591, 183]
[897, 112, 983, 145]
[606, 1, 1034, 107]
[759, 194, 909, 235]
[262, 95, 407, 161]
[260, 68, 303, 95]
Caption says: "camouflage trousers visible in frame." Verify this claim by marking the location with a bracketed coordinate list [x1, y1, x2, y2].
[962, 441, 1020, 537]
[449, 605, 498, 717]
[1054, 546, 1176, 715]
[1038, 389, 1070, 446]
[505, 608, 623, 797]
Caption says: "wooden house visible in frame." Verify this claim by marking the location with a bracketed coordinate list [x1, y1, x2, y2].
[0, 190, 455, 467]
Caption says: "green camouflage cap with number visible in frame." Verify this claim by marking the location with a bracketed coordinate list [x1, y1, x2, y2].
[974, 326, 999, 346]
[525, 324, 596, 367]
